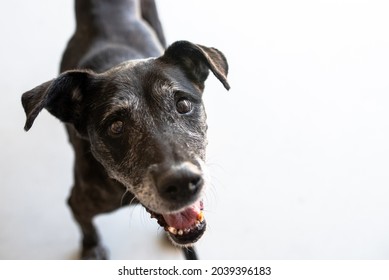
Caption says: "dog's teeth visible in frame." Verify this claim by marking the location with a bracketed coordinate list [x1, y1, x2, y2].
[197, 211, 204, 222]
[167, 226, 178, 235]
[177, 229, 183, 236]
[184, 228, 191, 234]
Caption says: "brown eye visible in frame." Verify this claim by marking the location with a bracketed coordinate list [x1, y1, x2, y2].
[176, 98, 193, 114]
[109, 120, 124, 135]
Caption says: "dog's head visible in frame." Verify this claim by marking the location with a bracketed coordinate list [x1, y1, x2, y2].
[21, 41, 229, 246]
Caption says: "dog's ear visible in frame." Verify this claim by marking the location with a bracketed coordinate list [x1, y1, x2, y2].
[21, 70, 94, 132]
[161, 40, 230, 90]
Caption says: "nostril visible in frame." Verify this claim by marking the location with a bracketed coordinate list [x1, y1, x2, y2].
[165, 185, 179, 196]
[188, 177, 202, 194]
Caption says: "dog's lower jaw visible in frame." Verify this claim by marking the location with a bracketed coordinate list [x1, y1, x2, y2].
[145, 199, 206, 247]
[166, 220, 206, 248]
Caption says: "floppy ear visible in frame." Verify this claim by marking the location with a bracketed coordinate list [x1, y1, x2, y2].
[21, 70, 94, 132]
[161, 40, 230, 90]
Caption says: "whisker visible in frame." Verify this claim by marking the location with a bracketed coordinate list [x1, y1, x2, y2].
[120, 188, 131, 206]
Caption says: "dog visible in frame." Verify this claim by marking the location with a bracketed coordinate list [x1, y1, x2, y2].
[21, 0, 229, 260]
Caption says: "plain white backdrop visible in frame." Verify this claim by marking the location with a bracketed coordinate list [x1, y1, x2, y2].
[1, 0, 389, 259]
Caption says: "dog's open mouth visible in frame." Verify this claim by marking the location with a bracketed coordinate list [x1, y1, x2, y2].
[145, 200, 206, 246]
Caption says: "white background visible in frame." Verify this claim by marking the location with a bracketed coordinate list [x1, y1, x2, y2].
[1, 0, 389, 259]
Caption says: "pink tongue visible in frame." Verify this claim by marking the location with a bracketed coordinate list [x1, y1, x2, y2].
[163, 201, 202, 230]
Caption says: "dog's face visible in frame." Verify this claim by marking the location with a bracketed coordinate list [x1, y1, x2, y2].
[21, 41, 229, 246]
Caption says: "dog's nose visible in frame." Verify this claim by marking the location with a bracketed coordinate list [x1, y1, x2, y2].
[155, 163, 203, 203]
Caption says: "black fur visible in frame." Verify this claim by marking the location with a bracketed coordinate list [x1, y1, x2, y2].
[21, 0, 229, 260]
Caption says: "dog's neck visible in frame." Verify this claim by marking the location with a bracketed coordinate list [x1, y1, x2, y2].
[75, 0, 140, 35]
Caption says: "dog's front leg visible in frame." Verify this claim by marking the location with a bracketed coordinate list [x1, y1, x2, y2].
[67, 191, 108, 260]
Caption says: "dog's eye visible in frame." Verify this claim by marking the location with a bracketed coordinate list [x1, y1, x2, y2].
[176, 98, 193, 114]
[109, 120, 124, 135]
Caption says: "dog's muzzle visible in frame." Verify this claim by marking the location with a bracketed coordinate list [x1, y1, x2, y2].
[146, 161, 207, 246]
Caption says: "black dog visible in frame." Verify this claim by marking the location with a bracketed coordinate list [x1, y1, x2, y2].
[21, 0, 229, 260]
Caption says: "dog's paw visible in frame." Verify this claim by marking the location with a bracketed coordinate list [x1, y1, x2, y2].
[81, 245, 109, 260]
